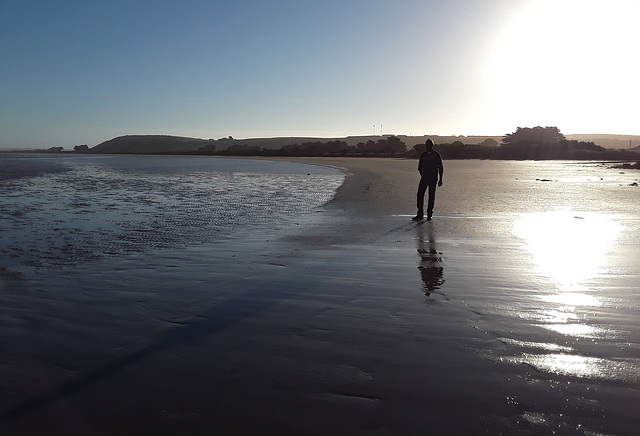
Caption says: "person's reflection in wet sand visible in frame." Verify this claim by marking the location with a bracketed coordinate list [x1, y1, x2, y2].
[416, 222, 445, 298]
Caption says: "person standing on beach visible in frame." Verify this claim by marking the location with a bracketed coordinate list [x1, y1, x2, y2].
[413, 139, 443, 221]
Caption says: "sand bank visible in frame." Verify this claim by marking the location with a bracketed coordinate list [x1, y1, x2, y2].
[1, 157, 639, 435]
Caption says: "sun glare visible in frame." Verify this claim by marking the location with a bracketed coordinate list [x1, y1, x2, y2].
[486, 0, 639, 133]
[510, 211, 631, 380]
[513, 211, 620, 290]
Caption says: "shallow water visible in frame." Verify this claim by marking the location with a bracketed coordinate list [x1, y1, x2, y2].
[1, 156, 639, 435]
[0, 154, 344, 274]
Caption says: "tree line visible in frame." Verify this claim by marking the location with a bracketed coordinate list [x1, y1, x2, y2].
[187, 136, 408, 157]
[186, 127, 639, 161]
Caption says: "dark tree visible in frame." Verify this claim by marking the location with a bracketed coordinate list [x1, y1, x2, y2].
[379, 136, 407, 154]
[356, 140, 379, 155]
[502, 126, 565, 145]
[478, 138, 498, 147]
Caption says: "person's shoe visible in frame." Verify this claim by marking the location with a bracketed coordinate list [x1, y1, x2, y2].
[412, 215, 423, 221]
[426, 215, 432, 221]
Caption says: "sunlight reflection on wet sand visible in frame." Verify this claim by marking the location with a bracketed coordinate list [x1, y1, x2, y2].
[506, 353, 640, 383]
[513, 211, 621, 289]
[509, 210, 626, 381]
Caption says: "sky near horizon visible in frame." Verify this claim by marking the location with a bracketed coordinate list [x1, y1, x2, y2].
[1, 0, 638, 149]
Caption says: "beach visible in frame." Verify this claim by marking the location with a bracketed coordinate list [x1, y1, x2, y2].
[1, 156, 639, 435]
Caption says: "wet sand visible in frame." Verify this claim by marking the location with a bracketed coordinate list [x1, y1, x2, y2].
[1, 157, 639, 435]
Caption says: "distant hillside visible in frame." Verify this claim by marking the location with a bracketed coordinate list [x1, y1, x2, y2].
[564, 134, 640, 150]
[89, 135, 355, 154]
[88, 133, 638, 155]
[393, 135, 503, 148]
[90, 135, 213, 154]
[89, 134, 505, 154]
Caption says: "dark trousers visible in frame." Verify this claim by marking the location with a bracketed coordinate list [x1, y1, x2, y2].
[417, 178, 437, 217]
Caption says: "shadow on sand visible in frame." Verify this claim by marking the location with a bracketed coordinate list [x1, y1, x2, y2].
[0, 287, 276, 423]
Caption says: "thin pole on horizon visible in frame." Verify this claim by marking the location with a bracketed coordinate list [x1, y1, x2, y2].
[381, 124, 383, 136]
[373, 125, 376, 136]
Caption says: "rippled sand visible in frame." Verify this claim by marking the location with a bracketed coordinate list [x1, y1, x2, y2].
[1, 156, 639, 435]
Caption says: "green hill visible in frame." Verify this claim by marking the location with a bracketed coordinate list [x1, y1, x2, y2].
[90, 135, 213, 154]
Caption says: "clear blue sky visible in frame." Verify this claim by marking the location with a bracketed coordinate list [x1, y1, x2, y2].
[1, 0, 638, 149]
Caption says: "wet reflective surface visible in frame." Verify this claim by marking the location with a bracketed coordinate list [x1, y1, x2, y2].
[0, 155, 344, 272]
[1, 157, 638, 435]
[508, 211, 638, 381]
[416, 222, 445, 297]
[405, 160, 640, 432]
[513, 211, 621, 290]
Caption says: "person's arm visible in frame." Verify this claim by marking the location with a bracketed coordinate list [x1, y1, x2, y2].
[438, 155, 443, 186]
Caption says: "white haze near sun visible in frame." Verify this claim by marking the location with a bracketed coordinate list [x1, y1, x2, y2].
[485, 0, 639, 135]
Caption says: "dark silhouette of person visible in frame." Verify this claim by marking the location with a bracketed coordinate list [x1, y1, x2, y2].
[413, 139, 443, 221]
